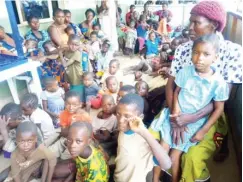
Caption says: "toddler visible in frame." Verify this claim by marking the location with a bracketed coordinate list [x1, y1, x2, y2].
[64, 26, 75, 37]
[104, 76, 119, 103]
[83, 72, 104, 112]
[117, 85, 136, 103]
[93, 23, 107, 41]
[151, 34, 229, 182]
[67, 122, 109, 181]
[24, 39, 40, 57]
[88, 31, 100, 66]
[20, 93, 56, 141]
[100, 59, 123, 89]
[41, 77, 65, 126]
[63, 9, 82, 36]
[145, 31, 160, 58]
[123, 21, 137, 56]
[137, 15, 149, 52]
[5, 122, 56, 182]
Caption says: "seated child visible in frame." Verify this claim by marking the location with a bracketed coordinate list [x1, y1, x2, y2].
[59, 34, 84, 100]
[5, 122, 56, 182]
[137, 15, 149, 52]
[64, 26, 75, 37]
[20, 93, 56, 141]
[67, 122, 109, 181]
[63, 9, 82, 36]
[88, 31, 100, 66]
[123, 21, 137, 56]
[95, 40, 113, 78]
[104, 76, 119, 103]
[144, 31, 160, 59]
[117, 85, 136, 103]
[93, 23, 107, 41]
[83, 72, 104, 112]
[93, 95, 117, 143]
[100, 59, 123, 90]
[41, 77, 65, 126]
[114, 94, 171, 182]
[150, 34, 229, 182]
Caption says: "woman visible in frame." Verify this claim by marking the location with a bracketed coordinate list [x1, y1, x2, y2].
[150, 1, 242, 182]
[79, 9, 97, 39]
[25, 16, 50, 52]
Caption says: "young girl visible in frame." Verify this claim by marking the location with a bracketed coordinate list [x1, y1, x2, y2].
[151, 34, 229, 182]
[104, 76, 119, 103]
[145, 31, 160, 58]
[100, 59, 123, 90]
[5, 122, 56, 182]
[123, 21, 137, 56]
[137, 15, 149, 52]
[41, 77, 65, 126]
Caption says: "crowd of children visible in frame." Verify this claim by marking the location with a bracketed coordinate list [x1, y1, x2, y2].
[0, 1, 237, 182]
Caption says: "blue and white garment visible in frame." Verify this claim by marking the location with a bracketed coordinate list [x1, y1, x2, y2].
[68, 22, 81, 36]
[169, 33, 242, 84]
[151, 66, 229, 152]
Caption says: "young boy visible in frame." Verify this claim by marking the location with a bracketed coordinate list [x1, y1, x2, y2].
[89, 31, 100, 63]
[67, 122, 109, 181]
[20, 93, 56, 141]
[117, 85, 136, 103]
[114, 93, 171, 182]
[6, 122, 56, 182]
[104, 76, 119, 103]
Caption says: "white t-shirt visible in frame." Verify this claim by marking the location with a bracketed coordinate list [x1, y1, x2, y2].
[101, 70, 123, 90]
[40, 87, 65, 101]
[92, 114, 117, 133]
[30, 108, 55, 140]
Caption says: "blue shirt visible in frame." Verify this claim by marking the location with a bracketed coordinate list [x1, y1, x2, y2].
[136, 25, 147, 38]
[84, 82, 101, 101]
[145, 39, 159, 56]
[175, 66, 229, 114]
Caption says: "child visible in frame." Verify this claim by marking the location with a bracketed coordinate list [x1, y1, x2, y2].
[117, 85, 136, 103]
[123, 21, 137, 56]
[83, 72, 104, 112]
[100, 59, 123, 90]
[41, 77, 65, 126]
[88, 31, 100, 66]
[64, 26, 75, 37]
[145, 31, 160, 58]
[20, 93, 56, 141]
[114, 94, 171, 182]
[66, 122, 109, 181]
[95, 40, 113, 77]
[92, 23, 106, 41]
[24, 39, 39, 57]
[137, 15, 149, 52]
[63, 9, 82, 36]
[93, 95, 117, 142]
[59, 34, 84, 100]
[5, 122, 56, 182]
[104, 76, 119, 103]
[151, 34, 229, 182]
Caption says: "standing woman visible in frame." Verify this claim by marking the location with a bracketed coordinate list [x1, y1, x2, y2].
[25, 16, 50, 52]
[97, 0, 118, 53]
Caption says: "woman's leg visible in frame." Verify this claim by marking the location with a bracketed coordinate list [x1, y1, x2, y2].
[170, 149, 183, 182]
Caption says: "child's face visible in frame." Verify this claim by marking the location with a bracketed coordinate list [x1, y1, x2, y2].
[102, 98, 115, 114]
[21, 104, 34, 116]
[25, 40, 37, 50]
[46, 81, 58, 92]
[151, 57, 162, 71]
[16, 132, 37, 153]
[83, 75, 93, 87]
[117, 90, 127, 103]
[136, 83, 148, 97]
[90, 34, 97, 42]
[149, 33, 156, 41]
[107, 79, 118, 93]
[192, 42, 217, 73]
[116, 103, 141, 132]
[101, 44, 109, 53]
[65, 96, 81, 114]
[93, 26, 100, 31]
[68, 40, 80, 52]
[171, 39, 181, 51]
[65, 13, 71, 24]
[109, 62, 119, 75]
[67, 127, 91, 157]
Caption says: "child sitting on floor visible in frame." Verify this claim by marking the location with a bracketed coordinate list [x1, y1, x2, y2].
[145, 31, 160, 58]
[5, 122, 56, 182]
[100, 59, 123, 90]
[67, 122, 109, 181]
[104, 76, 119, 103]
[20, 93, 56, 142]
[114, 94, 171, 182]
[150, 34, 229, 182]
[123, 20, 137, 56]
[117, 85, 136, 103]
[41, 77, 65, 127]
[83, 72, 104, 112]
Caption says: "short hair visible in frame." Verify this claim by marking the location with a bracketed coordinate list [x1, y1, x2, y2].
[27, 15, 39, 24]
[70, 122, 93, 138]
[160, 51, 168, 62]
[82, 72, 94, 79]
[65, 26, 74, 33]
[102, 94, 115, 104]
[63, 9, 71, 15]
[119, 85, 136, 94]
[20, 93, 39, 109]
[42, 40, 54, 49]
[53, 8, 64, 17]
[117, 7, 122, 14]
[16, 121, 37, 136]
[192, 34, 220, 53]
[135, 80, 149, 91]
[65, 91, 80, 101]
[105, 76, 118, 86]
[43, 77, 57, 86]
[25, 39, 38, 46]
[102, 39, 111, 47]
[109, 59, 120, 67]
[93, 23, 101, 28]
[139, 15, 146, 22]
[68, 34, 80, 43]
[118, 93, 144, 114]
[90, 31, 98, 37]
[130, 4, 135, 9]
[0, 103, 22, 121]
[85, 9, 96, 18]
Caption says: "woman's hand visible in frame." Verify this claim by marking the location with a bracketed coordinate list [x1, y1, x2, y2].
[190, 129, 206, 143]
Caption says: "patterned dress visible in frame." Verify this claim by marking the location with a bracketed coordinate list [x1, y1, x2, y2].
[75, 146, 109, 182]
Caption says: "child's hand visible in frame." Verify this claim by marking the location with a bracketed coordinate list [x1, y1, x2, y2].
[190, 129, 206, 143]
[128, 116, 144, 133]
[0, 116, 9, 132]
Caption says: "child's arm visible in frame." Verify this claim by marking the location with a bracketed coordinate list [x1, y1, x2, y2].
[129, 117, 172, 170]
[41, 159, 48, 182]
[42, 100, 59, 119]
[65, 52, 81, 67]
[171, 86, 181, 115]
[0, 116, 9, 146]
[191, 101, 225, 143]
